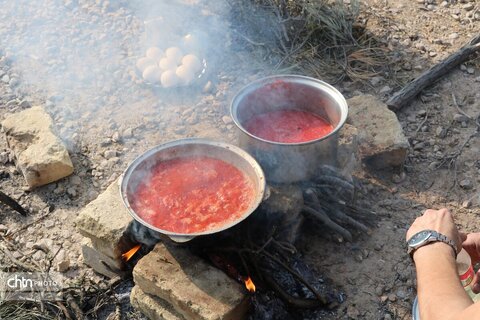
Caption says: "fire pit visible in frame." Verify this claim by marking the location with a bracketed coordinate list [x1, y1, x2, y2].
[231, 75, 348, 183]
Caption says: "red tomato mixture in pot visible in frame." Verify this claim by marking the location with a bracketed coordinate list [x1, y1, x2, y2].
[244, 109, 334, 143]
[131, 156, 255, 233]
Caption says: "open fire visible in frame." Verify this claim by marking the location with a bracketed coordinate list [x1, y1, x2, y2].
[244, 277, 256, 293]
[121, 244, 141, 262]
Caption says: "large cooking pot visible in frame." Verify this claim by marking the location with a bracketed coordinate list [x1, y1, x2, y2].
[119, 138, 266, 243]
[231, 75, 348, 183]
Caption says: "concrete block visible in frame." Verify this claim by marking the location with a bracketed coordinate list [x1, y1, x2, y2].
[347, 95, 409, 168]
[1, 106, 74, 187]
[133, 243, 248, 320]
[131, 285, 185, 320]
[75, 179, 134, 259]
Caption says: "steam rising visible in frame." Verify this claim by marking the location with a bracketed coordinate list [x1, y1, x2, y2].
[0, 0, 235, 138]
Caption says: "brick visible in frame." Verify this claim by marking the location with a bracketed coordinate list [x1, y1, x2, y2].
[1, 106, 74, 187]
[75, 179, 134, 259]
[347, 95, 409, 168]
[133, 243, 248, 320]
[81, 239, 125, 278]
[131, 285, 185, 320]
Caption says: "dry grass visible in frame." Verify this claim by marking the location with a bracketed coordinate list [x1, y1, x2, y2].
[0, 302, 57, 320]
[230, 0, 391, 82]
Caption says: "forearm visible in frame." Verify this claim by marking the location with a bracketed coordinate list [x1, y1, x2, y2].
[414, 243, 473, 320]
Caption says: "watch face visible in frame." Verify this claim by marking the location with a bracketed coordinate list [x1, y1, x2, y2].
[408, 230, 433, 247]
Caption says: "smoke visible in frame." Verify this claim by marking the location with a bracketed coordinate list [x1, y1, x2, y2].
[0, 0, 240, 140]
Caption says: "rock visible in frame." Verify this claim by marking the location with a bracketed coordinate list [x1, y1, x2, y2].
[459, 179, 473, 190]
[453, 114, 469, 122]
[133, 243, 248, 320]
[104, 150, 117, 159]
[347, 95, 409, 168]
[337, 124, 360, 171]
[388, 293, 397, 302]
[379, 86, 392, 94]
[131, 286, 184, 320]
[463, 3, 474, 10]
[75, 179, 134, 259]
[449, 33, 459, 40]
[467, 67, 475, 75]
[44, 220, 55, 228]
[0, 152, 9, 164]
[1, 106, 74, 188]
[57, 258, 70, 273]
[67, 187, 77, 197]
[122, 128, 133, 138]
[436, 126, 447, 138]
[347, 305, 360, 319]
[81, 239, 125, 278]
[221, 115, 233, 125]
[202, 81, 214, 94]
[384, 314, 393, 320]
[370, 76, 384, 86]
[0, 224, 8, 233]
[462, 200, 472, 208]
[70, 175, 81, 185]
[1, 74, 9, 83]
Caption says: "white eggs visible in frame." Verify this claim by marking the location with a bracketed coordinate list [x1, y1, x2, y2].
[159, 57, 177, 71]
[165, 47, 183, 64]
[181, 54, 202, 73]
[136, 57, 156, 73]
[161, 70, 179, 88]
[142, 65, 162, 83]
[176, 65, 195, 85]
[146, 47, 163, 61]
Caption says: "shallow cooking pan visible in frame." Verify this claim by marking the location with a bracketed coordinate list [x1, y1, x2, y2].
[119, 138, 266, 243]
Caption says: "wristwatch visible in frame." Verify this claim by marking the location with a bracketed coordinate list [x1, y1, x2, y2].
[407, 229, 458, 259]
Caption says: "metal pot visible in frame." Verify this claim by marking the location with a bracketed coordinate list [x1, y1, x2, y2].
[230, 75, 348, 183]
[119, 138, 266, 243]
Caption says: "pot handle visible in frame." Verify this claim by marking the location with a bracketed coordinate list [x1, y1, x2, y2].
[168, 235, 195, 243]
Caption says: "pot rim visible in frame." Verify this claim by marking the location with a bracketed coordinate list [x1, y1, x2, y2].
[230, 74, 348, 146]
[119, 138, 266, 242]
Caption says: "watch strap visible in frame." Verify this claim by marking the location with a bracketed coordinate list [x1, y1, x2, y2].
[407, 229, 458, 259]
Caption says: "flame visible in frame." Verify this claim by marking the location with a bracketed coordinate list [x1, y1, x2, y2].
[244, 277, 256, 293]
[122, 244, 141, 262]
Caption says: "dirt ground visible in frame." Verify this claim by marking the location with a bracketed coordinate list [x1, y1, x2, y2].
[0, 0, 479, 319]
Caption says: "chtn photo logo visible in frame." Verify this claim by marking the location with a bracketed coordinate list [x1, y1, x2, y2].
[0, 272, 64, 301]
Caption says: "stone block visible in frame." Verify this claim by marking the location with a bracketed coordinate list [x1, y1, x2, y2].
[81, 239, 124, 279]
[347, 95, 409, 168]
[131, 286, 185, 320]
[1, 106, 74, 187]
[75, 179, 134, 259]
[133, 243, 248, 320]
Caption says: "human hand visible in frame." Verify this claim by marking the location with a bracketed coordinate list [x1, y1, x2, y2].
[406, 208, 464, 254]
[462, 233, 480, 293]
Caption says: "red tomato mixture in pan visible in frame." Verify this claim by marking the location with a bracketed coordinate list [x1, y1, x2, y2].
[131, 156, 254, 233]
[244, 109, 334, 143]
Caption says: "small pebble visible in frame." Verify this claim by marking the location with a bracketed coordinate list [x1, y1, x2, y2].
[222, 115, 233, 125]
[463, 3, 474, 10]
[388, 293, 397, 302]
[453, 114, 469, 122]
[462, 200, 472, 208]
[459, 179, 473, 190]
[104, 150, 117, 159]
